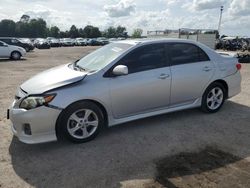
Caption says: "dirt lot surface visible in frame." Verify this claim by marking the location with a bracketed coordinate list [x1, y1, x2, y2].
[0, 47, 250, 188]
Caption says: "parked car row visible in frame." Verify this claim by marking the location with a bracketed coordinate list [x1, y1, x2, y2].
[0, 37, 34, 52]
[216, 37, 250, 52]
[0, 36, 125, 60]
[23, 37, 112, 49]
[44, 37, 111, 47]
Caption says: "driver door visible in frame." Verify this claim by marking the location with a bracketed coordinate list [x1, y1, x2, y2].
[107, 43, 171, 118]
[0, 42, 9, 57]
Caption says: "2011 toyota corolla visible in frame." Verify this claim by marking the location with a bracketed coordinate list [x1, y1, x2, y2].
[8, 39, 241, 144]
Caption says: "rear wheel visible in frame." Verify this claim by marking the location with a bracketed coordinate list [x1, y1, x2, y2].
[11, 51, 21, 60]
[59, 101, 104, 143]
[201, 82, 226, 113]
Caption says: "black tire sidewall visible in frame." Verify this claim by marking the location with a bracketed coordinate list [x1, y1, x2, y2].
[201, 83, 226, 113]
[60, 101, 104, 143]
[11, 52, 21, 60]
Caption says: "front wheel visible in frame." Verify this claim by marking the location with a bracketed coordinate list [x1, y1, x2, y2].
[201, 83, 226, 113]
[59, 101, 105, 143]
[11, 51, 21, 60]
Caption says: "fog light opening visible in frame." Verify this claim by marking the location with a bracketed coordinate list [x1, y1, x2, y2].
[23, 124, 32, 135]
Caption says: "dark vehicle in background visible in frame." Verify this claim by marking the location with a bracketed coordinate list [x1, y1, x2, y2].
[87, 38, 102, 46]
[62, 38, 74, 46]
[97, 37, 109, 45]
[49, 38, 61, 47]
[0, 37, 34, 52]
[216, 37, 250, 52]
[75, 38, 87, 46]
[34, 38, 50, 49]
[47, 37, 61, 47]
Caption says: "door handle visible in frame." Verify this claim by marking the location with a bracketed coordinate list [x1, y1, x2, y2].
[158, 74, 169, 79]
[203, 66, 212, 72]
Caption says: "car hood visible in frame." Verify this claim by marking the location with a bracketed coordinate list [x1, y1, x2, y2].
[21, 64, 87, 94]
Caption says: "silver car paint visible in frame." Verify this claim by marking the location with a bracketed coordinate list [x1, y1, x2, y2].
[0, 41, 26, 58]
[9, 39, 241, 143]
[109, 66, 171, 118]
[21, 64, 87, 94]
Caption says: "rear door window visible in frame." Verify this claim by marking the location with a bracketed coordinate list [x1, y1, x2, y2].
[11, 39, 19, 43]
[167, 43, 210, 66]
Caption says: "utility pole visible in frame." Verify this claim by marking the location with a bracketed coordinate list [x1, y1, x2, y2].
[218, 6, 224, 35]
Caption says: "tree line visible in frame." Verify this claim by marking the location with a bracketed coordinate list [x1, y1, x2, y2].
[0, 15, 143, 38]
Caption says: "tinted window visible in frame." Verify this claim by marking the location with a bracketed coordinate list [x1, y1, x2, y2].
[11, 39, 19, 43]
[168, 43, 210, 66]
[119, 44, 167, 74]
[0, 39, 7, 43]
[0, 41, 3, 46]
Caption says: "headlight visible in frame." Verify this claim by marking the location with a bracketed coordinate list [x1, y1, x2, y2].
[20, 94, 56, 110]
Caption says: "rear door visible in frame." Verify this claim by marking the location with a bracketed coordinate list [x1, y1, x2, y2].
[167, 43, 215, 106]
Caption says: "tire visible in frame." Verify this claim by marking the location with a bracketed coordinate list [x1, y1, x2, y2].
[11, 51, 21, 60]
[201, 82, 226, 113]
[59, 101, 105, 143]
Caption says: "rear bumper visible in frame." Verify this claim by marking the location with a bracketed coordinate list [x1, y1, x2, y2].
[9, 101, 61, 144]
[224, 71, 241, 98]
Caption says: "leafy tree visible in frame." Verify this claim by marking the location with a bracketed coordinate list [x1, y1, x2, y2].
[78, 28, 85, 38]
[0, 19, 16, 36]
[28, 18, 47, 38]
[103, 26, 116, 38]
[103, 26, 128, 38]
[0, 16, 104, 38]
[69, 25, 79, 38]
[49, 26, 60, 38]
[132, 28, 143, 38]
[90, 26, 102, 38]
[116, 26, 127, 38]
[20, 14, 30, 23]
[83, 25, 101, 38]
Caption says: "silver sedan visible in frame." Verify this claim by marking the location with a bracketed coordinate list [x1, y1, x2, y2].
[8, 39, 241, 144]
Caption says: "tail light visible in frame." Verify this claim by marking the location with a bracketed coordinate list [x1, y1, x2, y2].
[236, 63, 241, 70]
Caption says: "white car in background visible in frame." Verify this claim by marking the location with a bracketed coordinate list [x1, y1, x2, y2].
[0, 40, 26, 60]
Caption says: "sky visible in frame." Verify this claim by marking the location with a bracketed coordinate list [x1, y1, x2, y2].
[0, 0, 249, 36]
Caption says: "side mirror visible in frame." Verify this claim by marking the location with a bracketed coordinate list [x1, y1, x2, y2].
[112, 65, 128, 76]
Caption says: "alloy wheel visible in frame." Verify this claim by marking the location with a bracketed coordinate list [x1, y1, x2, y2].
[206, 87, 224, 110]
[67, 109, 99, 139]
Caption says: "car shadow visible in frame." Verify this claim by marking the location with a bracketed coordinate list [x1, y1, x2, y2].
[8, 101, 250, 188]
[0, 58, 26, 63]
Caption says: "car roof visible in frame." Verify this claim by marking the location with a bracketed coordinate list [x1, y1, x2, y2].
[116, 38, 201, 46]
[0, 37, 16, 39]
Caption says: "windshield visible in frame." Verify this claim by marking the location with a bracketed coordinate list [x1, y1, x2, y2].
[76, 42, 133, 71]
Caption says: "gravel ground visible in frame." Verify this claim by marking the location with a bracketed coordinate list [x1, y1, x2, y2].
[0, 47, 250, 188]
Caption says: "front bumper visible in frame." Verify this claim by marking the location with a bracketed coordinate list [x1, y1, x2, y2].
[9, 100, 62, 144]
